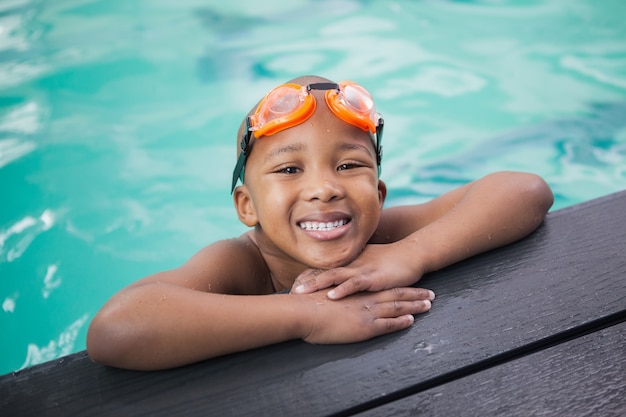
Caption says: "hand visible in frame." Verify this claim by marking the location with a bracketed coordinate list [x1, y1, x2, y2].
[300, 287, 434, 344]
[292, 243, 428, 300]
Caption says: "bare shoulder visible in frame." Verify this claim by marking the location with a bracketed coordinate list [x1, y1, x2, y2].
[130, 233, 273, 295]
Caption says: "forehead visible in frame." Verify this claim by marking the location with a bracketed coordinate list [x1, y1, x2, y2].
[251, 118, 375, 164]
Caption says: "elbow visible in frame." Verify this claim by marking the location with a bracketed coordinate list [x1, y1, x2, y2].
[488, 171, 554, 225]
[520, 172, 554, 217]
[86, 306, 137, 369]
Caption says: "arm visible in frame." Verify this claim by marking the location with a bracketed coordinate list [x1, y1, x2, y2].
[292, 171, 554, 298]
[86, 237, 434, 370]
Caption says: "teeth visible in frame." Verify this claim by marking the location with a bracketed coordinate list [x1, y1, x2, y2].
[299, 219, 348, 231]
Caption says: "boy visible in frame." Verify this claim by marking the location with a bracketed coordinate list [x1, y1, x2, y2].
[87, 75, 553, 370]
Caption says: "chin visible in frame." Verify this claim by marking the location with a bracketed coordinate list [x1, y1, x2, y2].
[306, 250, 360, 270]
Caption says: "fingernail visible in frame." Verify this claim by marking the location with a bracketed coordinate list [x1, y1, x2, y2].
[428, 290, 435, 300]
[423, 300, 432, 309]
[328, 289, 337, 299]
[294, 285, 304, 293]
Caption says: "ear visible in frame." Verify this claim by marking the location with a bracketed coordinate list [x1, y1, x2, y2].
[233, 186, 259, 227]
[377, 179, 387, 209]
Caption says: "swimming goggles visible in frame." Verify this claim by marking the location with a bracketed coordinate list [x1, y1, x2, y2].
[231, 81, 384, 193]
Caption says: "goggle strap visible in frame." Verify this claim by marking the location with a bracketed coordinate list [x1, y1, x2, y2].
[376, 117, 384, 175]
[308, 82, 339, 92]
[231, 152, 245, 193]
[231, 118, 253, 193]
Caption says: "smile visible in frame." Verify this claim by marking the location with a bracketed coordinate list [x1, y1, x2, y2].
[298, 219, 349, 231]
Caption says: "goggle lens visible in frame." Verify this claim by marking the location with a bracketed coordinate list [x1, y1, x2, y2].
[261, 88, 301, 119]
[343, 84, 374, 114]
[250, 84, 314, 138]
[326, 81, 378, 134]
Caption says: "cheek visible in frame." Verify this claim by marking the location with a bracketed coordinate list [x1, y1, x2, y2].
[355, 186, 383, 222]
[249, 182, 293, 224]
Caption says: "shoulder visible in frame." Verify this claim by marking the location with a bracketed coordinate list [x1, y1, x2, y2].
[135, 233, 273, 295]
[191, 233, 261, 261]
[185, 233, 273, 294]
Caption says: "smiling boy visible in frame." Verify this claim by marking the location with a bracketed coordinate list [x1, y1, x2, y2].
[87, 75, 553, 370]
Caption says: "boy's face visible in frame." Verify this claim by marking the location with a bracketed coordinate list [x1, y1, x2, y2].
[234, 89, 386, 271]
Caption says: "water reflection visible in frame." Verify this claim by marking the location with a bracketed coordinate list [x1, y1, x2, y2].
[0, 210, 55, 263]
[19, 313, 89, 370]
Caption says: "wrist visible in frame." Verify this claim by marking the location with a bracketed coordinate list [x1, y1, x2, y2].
[400, 233, 438, 275]
[275, 293, 316, 341]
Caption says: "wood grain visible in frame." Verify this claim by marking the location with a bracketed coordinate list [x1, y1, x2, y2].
[357, 322, 626, 417]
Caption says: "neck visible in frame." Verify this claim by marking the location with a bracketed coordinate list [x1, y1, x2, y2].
[246, 230, 308, 293]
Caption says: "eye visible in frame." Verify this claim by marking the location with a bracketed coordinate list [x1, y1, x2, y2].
[337, 163, 361, 171]
[277, 166, 300, 175]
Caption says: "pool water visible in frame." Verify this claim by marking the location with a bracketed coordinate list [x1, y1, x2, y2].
[1, 0, 625, 375]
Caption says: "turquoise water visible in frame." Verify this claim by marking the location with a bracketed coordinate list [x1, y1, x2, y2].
[1, 0, 625, 376]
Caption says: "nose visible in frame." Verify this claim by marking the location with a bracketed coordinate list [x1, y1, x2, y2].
[301, 168, 344, 202]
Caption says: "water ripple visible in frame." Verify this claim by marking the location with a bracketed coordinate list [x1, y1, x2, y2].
[0, 210, 55, 263]
[19, 314, 89, 370]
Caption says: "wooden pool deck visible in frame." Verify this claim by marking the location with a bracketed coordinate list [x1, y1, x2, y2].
[2, 190, 625, 416]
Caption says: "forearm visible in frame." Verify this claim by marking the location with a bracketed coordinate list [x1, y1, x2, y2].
[407, 172, 553, 273]
[87, 283, 304, 370]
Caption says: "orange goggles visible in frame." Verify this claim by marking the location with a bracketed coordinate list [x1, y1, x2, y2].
[232, 81, 384, 192]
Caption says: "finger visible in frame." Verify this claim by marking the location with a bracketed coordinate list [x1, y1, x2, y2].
[327, 275, 374, 300]
[370, 314, 415, 336]
[291, 269, 324, 293]
[371, 298, 432, 319]
[372, 287, 435, 303]
[332, 285, 434, 302]
[293, 268, 349, 294]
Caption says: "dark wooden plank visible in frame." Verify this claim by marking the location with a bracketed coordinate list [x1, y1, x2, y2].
[357, 322, 626, 417]
[1, 190, 625, 417]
